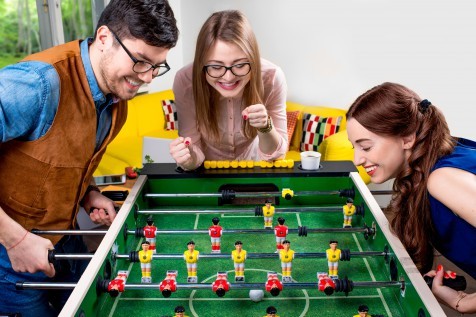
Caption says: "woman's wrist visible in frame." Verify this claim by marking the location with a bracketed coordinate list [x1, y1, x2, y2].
[455, 291, 467, 313]
[257, 116, 273, 133]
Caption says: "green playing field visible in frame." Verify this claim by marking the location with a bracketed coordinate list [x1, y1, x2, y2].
[106, 211, 399, 317]
[68, 163, 442, 317]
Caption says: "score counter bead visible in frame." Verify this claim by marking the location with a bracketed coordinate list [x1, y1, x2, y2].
[203, 159, 295, 169]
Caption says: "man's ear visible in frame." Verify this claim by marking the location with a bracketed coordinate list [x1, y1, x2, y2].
[402, 133, 416, 149]
[96, 25, 114, 49]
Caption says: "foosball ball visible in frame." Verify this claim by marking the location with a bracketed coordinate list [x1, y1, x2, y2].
[21, 161, 462, 316]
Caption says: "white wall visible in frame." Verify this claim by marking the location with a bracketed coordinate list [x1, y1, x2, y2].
[150, 0, 476, 140]
[147, 0, 183, 93]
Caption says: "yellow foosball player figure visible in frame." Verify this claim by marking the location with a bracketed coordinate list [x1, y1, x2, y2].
[262, 199, 275, 229]
[231, 240, 247, 282]
[343, 198, 356, 228]
[264, 306, 280, 317]
[353, 304, 384, 317]
[183, 241, 199, 283]
[139, 241, 153, 283]
[326, 240, 341, 279]
[279, 240, 295, 283]
[173, 305, 189, 317]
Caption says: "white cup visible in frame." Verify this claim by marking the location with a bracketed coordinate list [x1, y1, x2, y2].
[300, 151, 321, 170]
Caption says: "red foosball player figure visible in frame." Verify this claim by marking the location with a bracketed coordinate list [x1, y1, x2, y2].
[274, 217, 288, 252]
[144, 216, 157, 253]
[265, 271, 283, 296]
[317, 272, 336, 296]
[262, 199, 275, 229]
[173, 305, 189, 317]
[264, 306, 280, 317]
[107, 270, 129, 297]
[139, 241, 153, 283]
[326, 240, 341, 278]
[208, 217, 223, 253]
[279, 240, 295, 283]
[212, 271, 230, 297]
[184, 240, 199, 283]
[159, 270, 178, 298]
[343, 198, 356, 228]
[232, 240, 247, 282]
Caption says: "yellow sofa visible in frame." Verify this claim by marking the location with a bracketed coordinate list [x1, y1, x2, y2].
[95, 90, 369, 183]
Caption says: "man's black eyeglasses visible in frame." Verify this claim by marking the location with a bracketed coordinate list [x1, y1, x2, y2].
[111, 30, 170, 77]
[203, 62, 251, 78]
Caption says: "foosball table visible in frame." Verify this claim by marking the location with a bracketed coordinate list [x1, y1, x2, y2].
[34, 161, 450, 316]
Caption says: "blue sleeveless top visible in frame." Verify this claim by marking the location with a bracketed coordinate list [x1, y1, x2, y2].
[429, 138, 476, 279]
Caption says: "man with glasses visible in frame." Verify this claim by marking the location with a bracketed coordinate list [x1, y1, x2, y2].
[0, 0, 178, 316]
[170, 10, 288, 171]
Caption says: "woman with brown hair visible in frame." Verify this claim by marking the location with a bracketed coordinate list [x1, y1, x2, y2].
[170, 10, 288, 171]
[346, 82, 476, 313]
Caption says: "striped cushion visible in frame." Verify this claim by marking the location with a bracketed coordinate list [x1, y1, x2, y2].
[300, 113, 342, 151]
[161, 99, 178, 130]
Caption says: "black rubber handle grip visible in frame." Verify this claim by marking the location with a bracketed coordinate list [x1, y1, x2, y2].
[101, 190, 129, 201]
[48, 249, 56, 263]
[425, 275, 467, 291]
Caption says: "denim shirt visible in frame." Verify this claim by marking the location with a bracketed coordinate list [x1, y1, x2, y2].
[0, 38, 114, 151]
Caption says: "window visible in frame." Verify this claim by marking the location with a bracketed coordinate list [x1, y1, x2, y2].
[0, 0, 41, 68]
[0, 0, 102, 68]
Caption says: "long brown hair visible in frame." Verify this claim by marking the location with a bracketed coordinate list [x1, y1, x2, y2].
[347, 82, 456, 272]
[192, 10, 264, 141]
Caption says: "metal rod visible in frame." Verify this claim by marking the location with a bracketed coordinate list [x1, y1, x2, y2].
[32, 229, 108, 235]
[16, 280, 403, 290]
[53, 254, 94, 260]
[139, 227, 369, 235]
[32, 226, 369, 236]
[145, 190, 342, 199]
[17, 282, 76, 289]
[137, 206, 343, 215]
[113, 251, 385, 261]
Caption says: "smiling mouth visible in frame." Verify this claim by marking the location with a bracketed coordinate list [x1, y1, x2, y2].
[365, 165, 377, 175]
[125, 76, 142, 88]
[218, 80, 240, 90]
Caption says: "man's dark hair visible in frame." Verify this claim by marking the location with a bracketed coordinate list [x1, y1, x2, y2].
[95, 0, 179, 48]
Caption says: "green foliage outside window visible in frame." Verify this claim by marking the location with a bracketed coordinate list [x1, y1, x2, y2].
[0, 0, 93, 69]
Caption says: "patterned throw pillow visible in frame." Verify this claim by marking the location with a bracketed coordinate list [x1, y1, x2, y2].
[161, 99, 178, 130]
[286, 111, 300, 147]
[300, 113, 342, 151]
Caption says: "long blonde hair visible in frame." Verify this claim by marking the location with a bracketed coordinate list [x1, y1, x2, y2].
[347, 82, 456, 273]
[192, 10, 263, 141]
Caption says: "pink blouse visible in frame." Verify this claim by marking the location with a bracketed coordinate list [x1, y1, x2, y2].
[173, 59, 288, 169]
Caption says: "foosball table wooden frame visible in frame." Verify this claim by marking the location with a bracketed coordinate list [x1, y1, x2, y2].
[57, 162, 445, 316]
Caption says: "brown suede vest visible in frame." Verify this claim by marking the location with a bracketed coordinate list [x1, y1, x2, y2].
[0, 40, 127, 245]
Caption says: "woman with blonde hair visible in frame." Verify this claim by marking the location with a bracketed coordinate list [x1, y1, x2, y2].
[170, 10, 287, 171]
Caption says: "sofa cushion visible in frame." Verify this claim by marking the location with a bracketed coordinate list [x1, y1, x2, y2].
[286, 101, 347, 152]
[161, 99, 178, 130]
[300, 113, 342, 152]
[286, 111, 300, 148]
